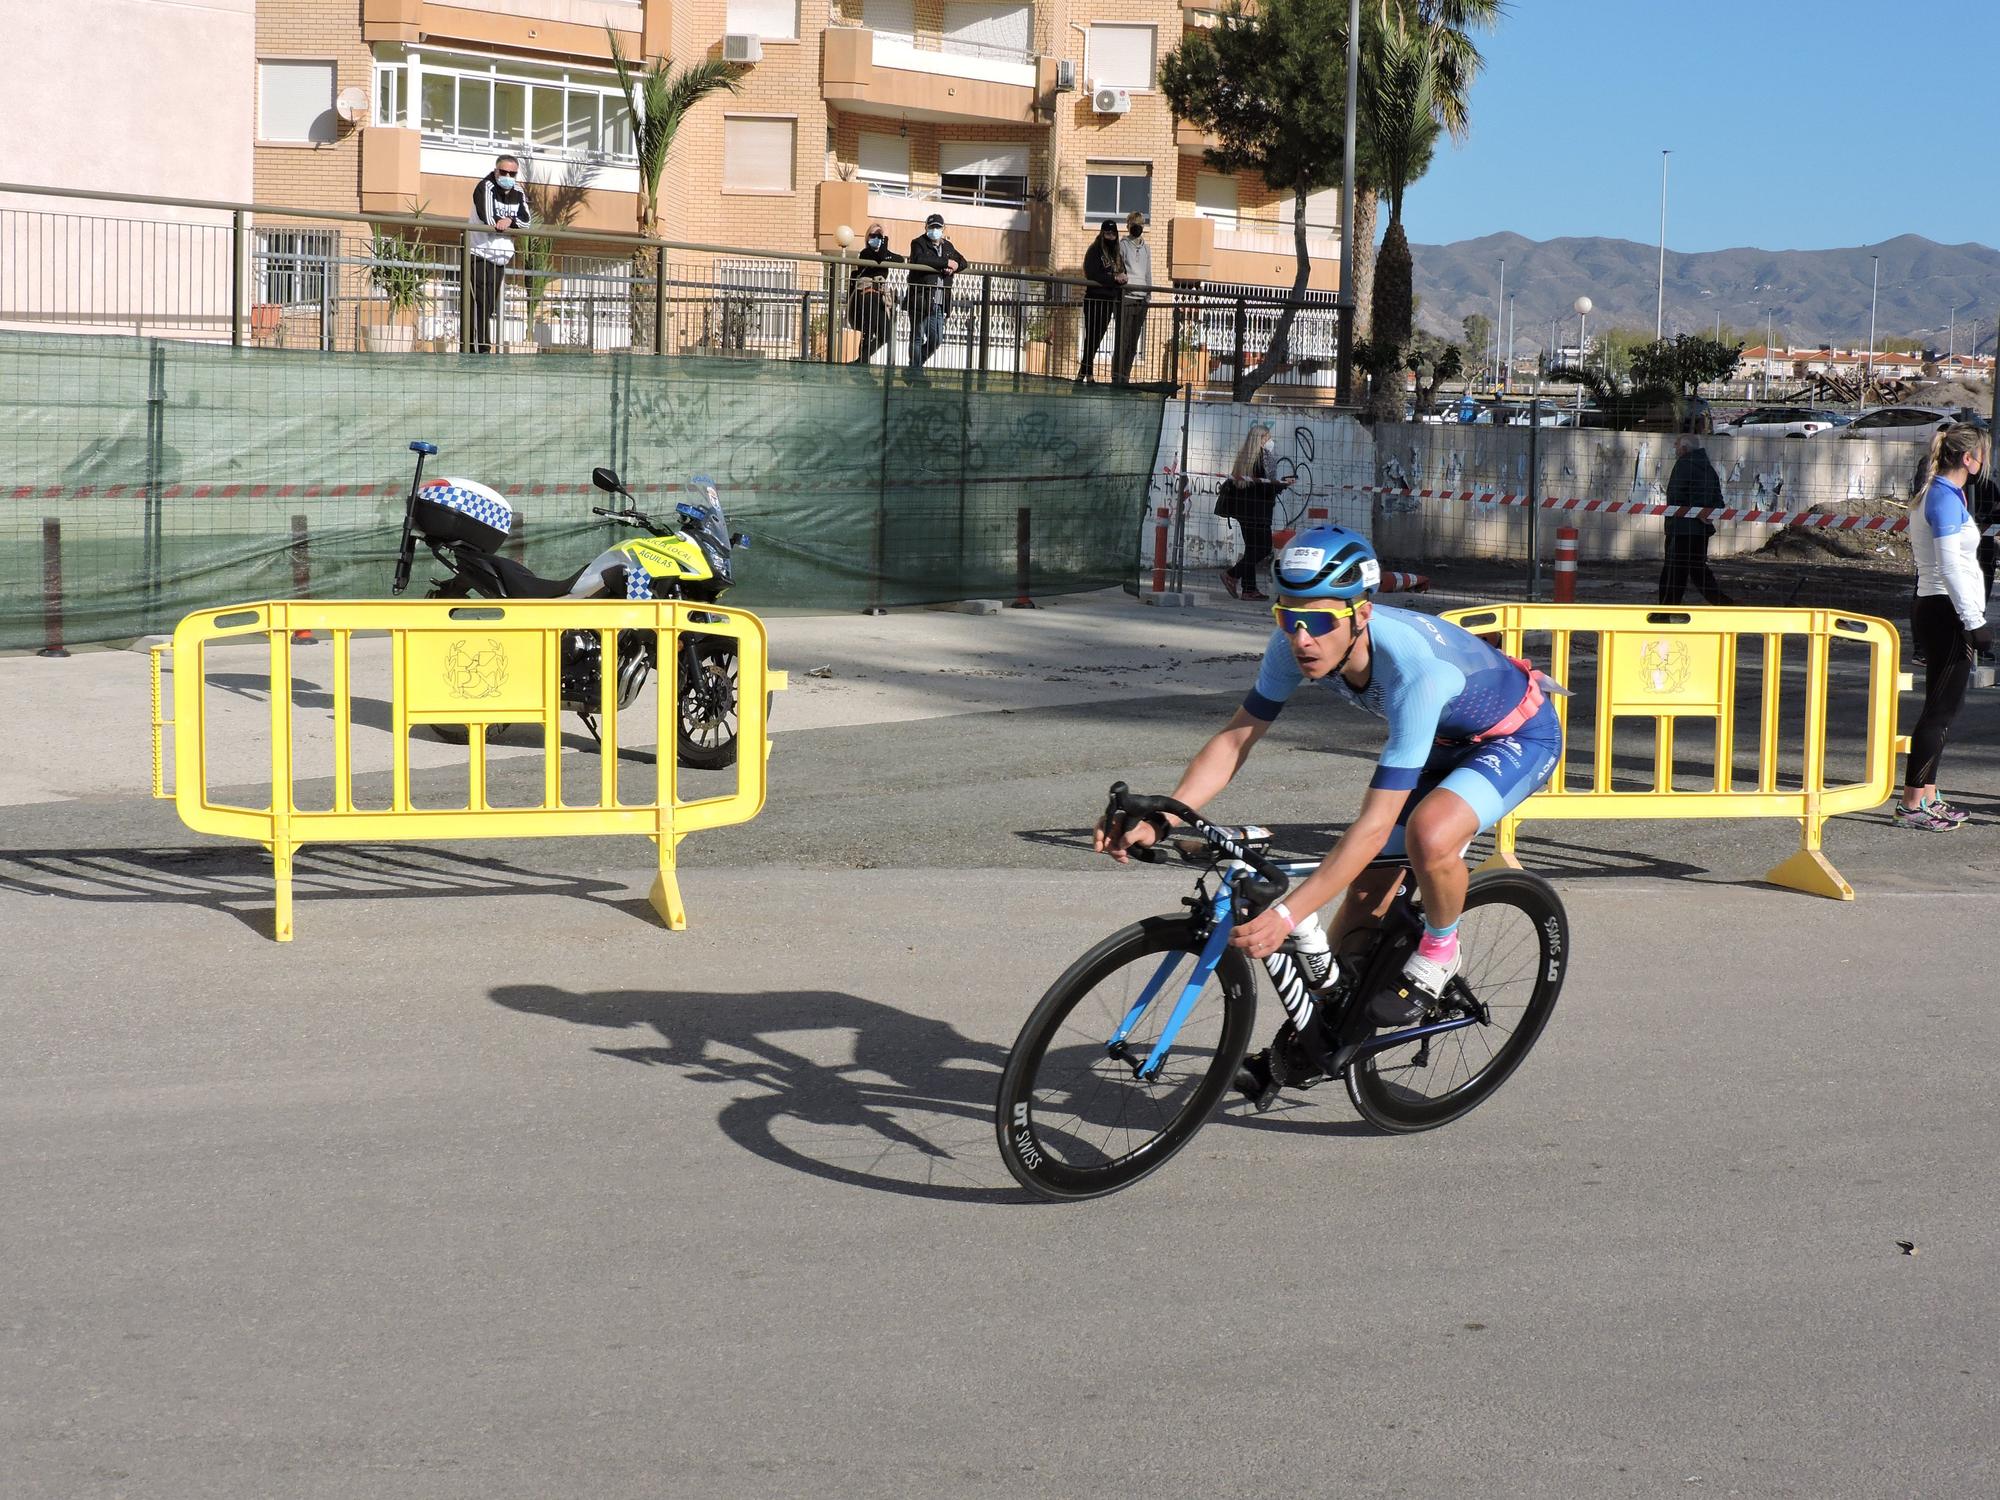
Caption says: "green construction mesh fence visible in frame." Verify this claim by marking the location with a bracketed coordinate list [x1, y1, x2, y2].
[0, 332, 1166, 649]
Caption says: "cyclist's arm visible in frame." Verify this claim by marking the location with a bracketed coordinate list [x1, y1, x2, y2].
[1096, 707, 1272, 862]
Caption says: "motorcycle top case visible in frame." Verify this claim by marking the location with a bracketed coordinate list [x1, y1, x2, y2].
[412, 477, 513, 554]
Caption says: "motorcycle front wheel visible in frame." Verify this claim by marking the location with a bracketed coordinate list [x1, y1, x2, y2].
[676, 634, 742, 770]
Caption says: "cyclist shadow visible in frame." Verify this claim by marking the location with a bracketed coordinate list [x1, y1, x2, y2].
[490, 983, 1024, 1203]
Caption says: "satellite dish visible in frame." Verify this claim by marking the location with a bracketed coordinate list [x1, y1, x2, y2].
[335, 86, 370, 124]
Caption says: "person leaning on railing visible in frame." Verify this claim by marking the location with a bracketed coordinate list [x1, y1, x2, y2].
[1075, 219, 1125, 385]
[1113, 210, 1152, 386]
[468, 154, 532, 355]
[904, 212, 962, 377]
[1898, 423, 1994, 831]
[847, 223, 902, 365]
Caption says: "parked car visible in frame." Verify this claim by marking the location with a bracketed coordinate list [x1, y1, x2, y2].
[1469, 402, 1571, 427]
[1832, 406, 1957, 440]
[1716, 406, 1841, 438]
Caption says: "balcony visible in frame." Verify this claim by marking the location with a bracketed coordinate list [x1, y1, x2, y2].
[822, 26, 1044, 126]
[1169, 215, 1340, 294]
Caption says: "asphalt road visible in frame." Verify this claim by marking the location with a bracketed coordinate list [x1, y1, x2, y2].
[4, 597, 1997, 1498]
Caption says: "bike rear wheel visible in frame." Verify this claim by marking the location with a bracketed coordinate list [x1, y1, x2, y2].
[1345, 870, 1567, 1133]
[994, 917, 1257, 1201]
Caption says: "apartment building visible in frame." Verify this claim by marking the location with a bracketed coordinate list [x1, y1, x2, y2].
[249, 0, 1340, 295]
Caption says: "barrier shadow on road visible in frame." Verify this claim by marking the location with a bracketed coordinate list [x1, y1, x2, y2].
[0, 844, 641, 940]
[491, 983, 1027, 1204]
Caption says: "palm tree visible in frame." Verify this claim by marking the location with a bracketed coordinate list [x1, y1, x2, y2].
[607, 31, 742, 239]
[1352, 0, 1499, 343]
[1360, 12, 1440, 416]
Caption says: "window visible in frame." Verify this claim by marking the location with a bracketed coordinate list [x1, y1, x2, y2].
[857, 131, 910, 187]
[941, 2, 1033, 60]
[258, 60, 337, 143]
[1085, 161, 1150, 220]
[373, 62, 404, 126]
[726, 0, 798, 39]
[1195, 171, 1237, 228]
[1281, 187, 1341, 234]
[939, 143, 1027, 206]
[378, 53, 637, 164]
[1085, 24, 1155, 90]
[723, 117, 795, 192]
[256, 230, 338, 305]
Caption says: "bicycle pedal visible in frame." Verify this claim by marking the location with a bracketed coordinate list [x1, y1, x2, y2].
[1233, 1051, 1283, 1112]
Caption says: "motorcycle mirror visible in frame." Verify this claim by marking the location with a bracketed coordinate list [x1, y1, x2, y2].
[591, 466, 626, 495]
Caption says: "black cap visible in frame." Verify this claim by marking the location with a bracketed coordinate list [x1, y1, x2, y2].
[1100, 219, 1120, 234]
[924, 212, 945, 229]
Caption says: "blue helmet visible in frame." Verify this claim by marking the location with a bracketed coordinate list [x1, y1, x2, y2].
[1272, 525, 1380, 601]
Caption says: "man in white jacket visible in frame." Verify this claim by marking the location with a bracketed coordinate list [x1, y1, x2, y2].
[1113, 210, 1152, 385]
[468, 155, 533, 353]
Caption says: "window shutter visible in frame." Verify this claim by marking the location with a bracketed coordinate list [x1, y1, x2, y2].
[725, 0, 798, 38]
[723, 117, 796, 191]
[939, 143, 1028, 180]
[941, 2, 1033, 57]
[864, 0, 915, 41]
[1086, 25, 1155, 89]
[259, 61, 337, 143]
[857, 132, 910, 184]
[1195, 173, 1238, 226]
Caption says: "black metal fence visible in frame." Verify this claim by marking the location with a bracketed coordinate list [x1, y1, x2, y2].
[0, 181, 1341, 398]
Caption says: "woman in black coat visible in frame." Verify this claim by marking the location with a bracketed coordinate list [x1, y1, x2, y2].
[847, 223, 902, 364]
[1221, 422, 1292, 600]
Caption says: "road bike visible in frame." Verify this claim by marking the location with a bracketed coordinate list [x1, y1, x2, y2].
[994, 783, 1570, 1201]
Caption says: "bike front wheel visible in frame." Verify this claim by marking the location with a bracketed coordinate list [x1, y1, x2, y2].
[1346, 870, 1568, 1133]
[994, 917, 1257, 1201]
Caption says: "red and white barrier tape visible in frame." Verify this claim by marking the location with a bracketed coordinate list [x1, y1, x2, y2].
[1333, 482, 2000, 537]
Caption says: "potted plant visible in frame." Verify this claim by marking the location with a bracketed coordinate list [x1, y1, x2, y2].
[365, 202, 430, 353]
[1172, 323, 1211, 389]
[1022, 308, 1051, 376]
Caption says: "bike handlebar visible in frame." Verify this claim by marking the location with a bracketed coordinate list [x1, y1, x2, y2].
[1103, 781, 1288, 913]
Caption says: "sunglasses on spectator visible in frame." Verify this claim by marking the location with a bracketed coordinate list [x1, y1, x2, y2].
[1272, 602, 1359, 637]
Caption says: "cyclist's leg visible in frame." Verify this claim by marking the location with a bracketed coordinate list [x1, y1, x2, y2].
[1408, 705, 1564, 924]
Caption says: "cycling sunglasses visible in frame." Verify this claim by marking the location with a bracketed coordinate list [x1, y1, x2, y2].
[1272, 602, 1359, 638]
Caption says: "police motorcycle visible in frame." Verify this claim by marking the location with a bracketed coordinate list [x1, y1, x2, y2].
[391, 440, 751, 768]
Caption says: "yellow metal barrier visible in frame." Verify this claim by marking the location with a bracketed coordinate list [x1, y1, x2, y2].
[150, 598, 787, 940]
[1443, 605, 1911, 901]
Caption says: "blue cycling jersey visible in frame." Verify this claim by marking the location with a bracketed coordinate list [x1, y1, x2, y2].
[1242, 604, 1536, 791]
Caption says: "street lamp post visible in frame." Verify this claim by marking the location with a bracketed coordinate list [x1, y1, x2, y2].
[1862, 253, 1879, 413]
[1949, 301, 1960, 359]
[1764, 308, 1773, 398]
[1494, 257, 1506, 387]
[1574, 295, 1592, 416]
[1504, 291, 1516, 393]
[1656, 149, 1671, 340]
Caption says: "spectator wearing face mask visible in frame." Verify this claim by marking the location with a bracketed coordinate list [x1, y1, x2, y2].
[905, 212, 962, 377]
[1076, 218, 1124, 385]
[469, 154, 532, 354]
[847, 223, 902, 365]
[1113, 210, 1152, 385]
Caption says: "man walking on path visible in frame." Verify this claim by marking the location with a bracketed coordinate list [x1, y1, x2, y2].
[1658, 429, 1734, 606]
[1112, 210, 1151, 385]
[469, 155, 532, 354]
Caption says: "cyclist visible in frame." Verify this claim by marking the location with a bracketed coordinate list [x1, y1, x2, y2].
[1096, 525, 1563, 1068]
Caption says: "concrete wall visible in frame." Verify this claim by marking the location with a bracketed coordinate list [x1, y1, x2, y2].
[0, 0, 254, 335]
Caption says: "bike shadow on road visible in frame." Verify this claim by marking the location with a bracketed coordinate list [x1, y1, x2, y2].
[0, 844, 640, 941]
[491, 982, 1030, 1204]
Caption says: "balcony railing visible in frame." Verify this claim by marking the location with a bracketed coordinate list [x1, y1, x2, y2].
[869, 28, 1038, 83]
[1212, 215, 1341, 257]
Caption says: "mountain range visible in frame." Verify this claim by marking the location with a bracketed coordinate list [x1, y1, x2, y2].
[1409, 233, 2000, 355]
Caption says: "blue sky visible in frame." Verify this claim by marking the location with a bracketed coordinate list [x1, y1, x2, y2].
[1406, 1, 1999, 252]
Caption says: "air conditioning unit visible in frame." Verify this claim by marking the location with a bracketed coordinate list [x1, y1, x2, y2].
[1092, 83, 1131, 116]
[1055, 59, 1077, 92]
[722, 33, 763, 64]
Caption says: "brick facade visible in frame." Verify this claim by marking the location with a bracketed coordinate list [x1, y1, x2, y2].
[242, 0, 1333, 291]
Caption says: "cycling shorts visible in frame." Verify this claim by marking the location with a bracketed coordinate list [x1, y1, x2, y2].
[1379, 699, 1562, 859]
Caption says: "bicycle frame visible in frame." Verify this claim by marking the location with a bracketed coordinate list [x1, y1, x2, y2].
[1107, 858, 1485, 1081]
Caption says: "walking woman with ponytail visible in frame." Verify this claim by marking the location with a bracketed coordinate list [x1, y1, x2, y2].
[1899, 423, 1994, 830]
